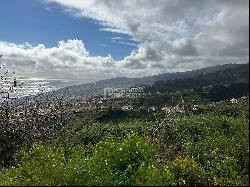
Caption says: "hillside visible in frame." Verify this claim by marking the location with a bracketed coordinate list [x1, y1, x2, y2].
[143, 63, 249, 101]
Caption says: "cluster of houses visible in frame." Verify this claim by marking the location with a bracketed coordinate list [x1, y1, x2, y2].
[108, 95, 249, 114]
[230, 96, 248, 104]
[2, 94, 248, 130]
[120, 104, 186, 114]
[10, 94, 249, 120]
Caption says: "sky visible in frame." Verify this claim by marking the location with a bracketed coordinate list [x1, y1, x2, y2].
[0, 0, 249, 83]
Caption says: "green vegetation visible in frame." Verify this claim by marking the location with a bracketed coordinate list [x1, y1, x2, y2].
[0, 98, 249, 186]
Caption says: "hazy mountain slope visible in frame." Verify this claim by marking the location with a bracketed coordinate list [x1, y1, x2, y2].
[52, 63, 248, 98]
[144, 63, 249, 92]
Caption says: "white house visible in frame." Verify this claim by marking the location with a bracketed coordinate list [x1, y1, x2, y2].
[230, 98, 238, 104]
[148, 107, 156, 111]
[192, 105, 199, 111]
[122, 105, 133, 111]
[241, 96, 247, 100]
[161, 106, 171, 114]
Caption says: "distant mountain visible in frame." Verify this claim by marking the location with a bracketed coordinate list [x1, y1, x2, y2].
[142, 63, 249, 83]
[51, 63, 249, 98]
[144, 63, 249, 93]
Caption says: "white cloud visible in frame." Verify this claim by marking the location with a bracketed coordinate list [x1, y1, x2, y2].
[169, 38, 199, 56]
[58, 39, 89, 56]
[44, 0, 248, 69]
[0, 40, 121, 82]
[194, 1, 249, 57]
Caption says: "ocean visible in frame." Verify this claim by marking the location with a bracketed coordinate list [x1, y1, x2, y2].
[0, 77, 83, 102]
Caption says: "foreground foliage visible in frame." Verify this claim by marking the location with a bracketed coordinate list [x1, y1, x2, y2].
[0, 135, 217, 186]
[0, 99, 249, 186]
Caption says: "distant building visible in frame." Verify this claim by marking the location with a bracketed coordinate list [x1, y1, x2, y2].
[161, 105, 182, 114]
[161, 107, 169, 111]
[241, 96, 248, 100]
[161, 106, 172, 114]
[208, 102, 216, 107]
[122, 105, 133, 111]
[192, 105, 199, 111]
[230, 98, 238, 104]
[167, 105, 185, 114]
[148, 107, 156, 111]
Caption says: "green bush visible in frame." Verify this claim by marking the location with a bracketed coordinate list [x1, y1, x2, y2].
[53, 116, 153, 148]
[169, 156, 216, 186]
[81, 134, 159, 185]
[0, 144, 69, 186]
[0, 132, 23, 168]
[133, 162, 176, 186]
[173, 115, 249, 185]
[0, 134, 160, 186]
[133, 156, 217, 186]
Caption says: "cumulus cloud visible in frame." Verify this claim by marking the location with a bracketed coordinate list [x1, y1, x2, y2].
[44, 0, 248, 72]
[169, 39, 199, 56]
[194, 1, 249, 57]
[123, 43, 163, 69]
[0, 40, 122, 82]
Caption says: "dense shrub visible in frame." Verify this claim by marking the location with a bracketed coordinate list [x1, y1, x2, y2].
[79, 134, 159, 185]
[133, 156, 214, 186]
[197, 99, 249, 118]
[173, 115, 249, 185]
[53, 116, 153, 148]
[0, 144, 68, 186]
[133, 162, 176, 186]
[0, 132, 23, 167]
[0, 135, 159, 186]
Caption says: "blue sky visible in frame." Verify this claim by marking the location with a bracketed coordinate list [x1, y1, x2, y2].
[0, 0, 138, 60]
